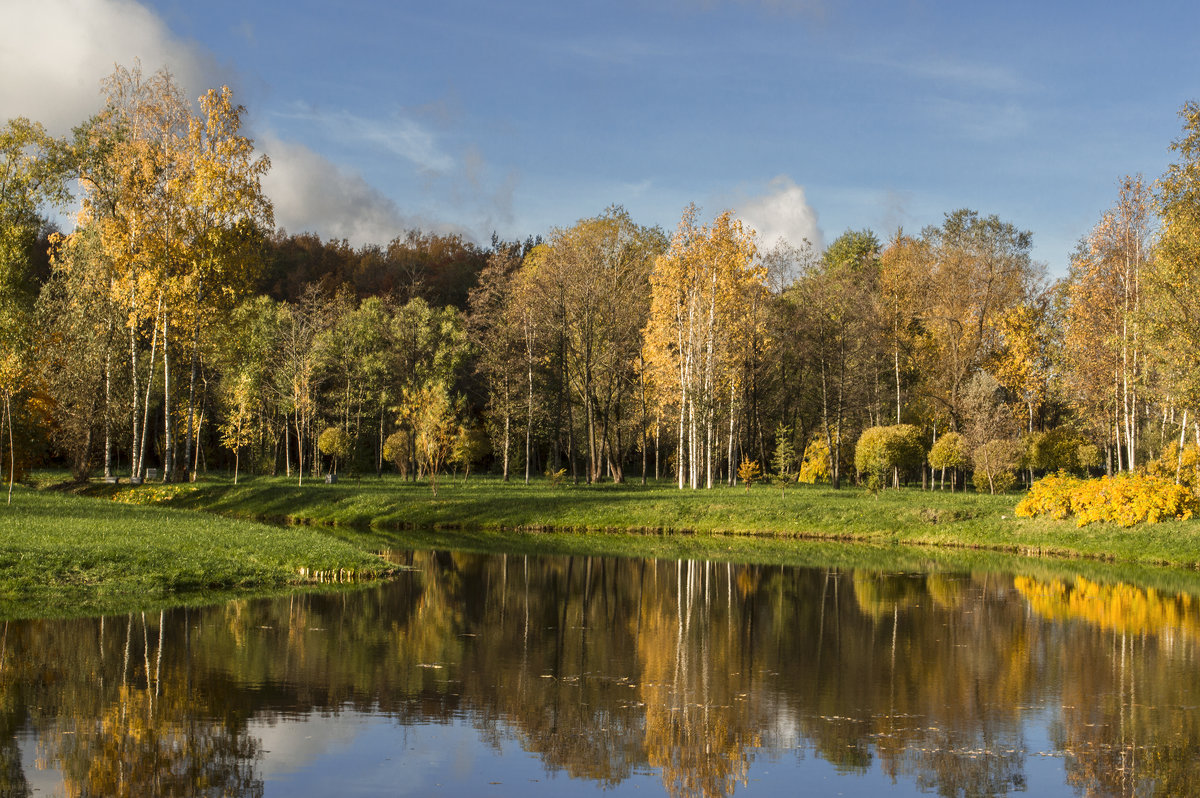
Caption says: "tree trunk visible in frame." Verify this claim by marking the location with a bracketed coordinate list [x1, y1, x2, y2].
[727, 382, 736, 487]
[104, 327, 113, 480]
[129, 286, 140, 481]
[526, 315, 534, 485]
[1177, 408, 1190, 485]
[135, 298, 163, 482]
[182, 283, 202, 482]
[162, 313, 173, 482]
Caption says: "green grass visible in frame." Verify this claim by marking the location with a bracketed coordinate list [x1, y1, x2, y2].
[14, 470, 1200, 620]
[102, 472, 1200, 569]
[0, 485, 395, 619]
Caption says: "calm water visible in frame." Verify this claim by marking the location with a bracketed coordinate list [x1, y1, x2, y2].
[5, 549, 1200, 797]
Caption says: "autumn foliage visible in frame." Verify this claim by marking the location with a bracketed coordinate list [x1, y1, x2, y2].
[1016, 472, 1198, 527]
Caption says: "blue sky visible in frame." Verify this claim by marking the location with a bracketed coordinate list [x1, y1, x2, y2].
[3, 0, 1197, 275]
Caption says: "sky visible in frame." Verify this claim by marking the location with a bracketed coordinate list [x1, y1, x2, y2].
[2, 0, 1197, 276]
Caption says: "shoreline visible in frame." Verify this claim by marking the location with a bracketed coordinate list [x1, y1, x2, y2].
[6, 474, 1200, 619]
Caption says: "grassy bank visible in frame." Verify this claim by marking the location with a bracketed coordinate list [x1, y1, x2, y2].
[7, 472, 1200, 619]
[0, 487, 395, 619]
[102, 473, 1200, 569]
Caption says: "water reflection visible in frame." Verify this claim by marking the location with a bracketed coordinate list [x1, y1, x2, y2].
[3, 552, 1200, 796]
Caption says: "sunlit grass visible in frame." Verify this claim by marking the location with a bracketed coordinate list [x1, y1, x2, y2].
[93, 471, 1200, 569]
[0, 484, 394, 619]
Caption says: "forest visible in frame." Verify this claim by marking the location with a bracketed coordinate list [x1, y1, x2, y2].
[5, 63, 1200, 496]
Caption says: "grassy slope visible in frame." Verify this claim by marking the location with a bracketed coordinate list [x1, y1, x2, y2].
[13, 472, 1200, 620]
[0, 487, 394, 619]
[152, 474, 1200, 569]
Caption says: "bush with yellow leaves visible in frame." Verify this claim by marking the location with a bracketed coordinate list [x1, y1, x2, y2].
[1016, 471, 1198, 527]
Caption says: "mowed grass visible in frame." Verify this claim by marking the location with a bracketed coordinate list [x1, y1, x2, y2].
[129, 472, 1200, 569]
[16, 470, 1200, 620]
[0, 486, 395, 619]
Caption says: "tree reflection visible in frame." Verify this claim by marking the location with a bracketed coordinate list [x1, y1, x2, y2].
[1017, 575, 1200, 797]
[4, 555, 1200, 795]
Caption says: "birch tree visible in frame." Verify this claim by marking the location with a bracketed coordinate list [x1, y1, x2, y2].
[1149, 104, 1200, 455]
[1063, 178, 1152, 471]
[644, 207, 762, 489]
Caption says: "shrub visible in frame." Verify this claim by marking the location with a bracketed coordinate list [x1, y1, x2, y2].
[1014, 472, 1083, 520]
[1027, 427, 1094, 475]
[929, 432, 969, 471]
[798, 438, 831, 484]
[1016, 472, 1199, 527]
[972, 438, 1021, 494]
[737, 457, 762, 491]
[383, 430, 414, 478]
[317, 427, 351, 474]
[1145, 442, 1200, 489]
[854, 424, 927, 488]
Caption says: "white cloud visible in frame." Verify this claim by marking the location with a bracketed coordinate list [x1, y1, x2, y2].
[260, 133, 470, 246]
[0, 0, 222, 134]
[260, 134, 406, 245]
[0, 0, 503, 247]
[734, 175, 823, 252]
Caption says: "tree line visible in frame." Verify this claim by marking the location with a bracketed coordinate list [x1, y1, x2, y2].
[5, 65, 1200, 492]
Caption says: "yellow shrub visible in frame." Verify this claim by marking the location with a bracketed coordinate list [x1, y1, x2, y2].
[798, 438, 831, 484]
[1017, 472, 1198, 527]
[1015, 472, 1081, 520]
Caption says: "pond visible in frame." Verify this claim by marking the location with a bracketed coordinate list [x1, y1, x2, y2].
[5, 548, 1200, 796]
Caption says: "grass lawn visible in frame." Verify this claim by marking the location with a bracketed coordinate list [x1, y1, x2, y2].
[12, 470, 1200, 620]
[0, 485, 395, 619]
[99, 471, 1200, 569]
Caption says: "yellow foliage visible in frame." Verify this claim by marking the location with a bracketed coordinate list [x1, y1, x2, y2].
[1144, 442, 1200, 489]
[1015, 575, 1200, 641]
[1016, 472, 1198, 527]
[736, 457, 761, 490]
[797, 438, 830, 484]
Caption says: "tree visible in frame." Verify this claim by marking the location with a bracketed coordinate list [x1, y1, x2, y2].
[1064, 178, 1151, 472]
[918, 210, 1040, 430]
[469, 239, 526, 482]
[770, 423, 796, 496]
[402, 381, 459, 495]
[993, 294, 1058, 434]
[176, 85, 273, 480]
[962, 372, 1019, 494]
[799, 230, 880, 488]
[736, 456, 761, 491]
[74, 65, 272, 484]
[38, 228, 123, 479]
[273, 288, 329, 485]
[928, 431, 969, 491]
[1150, 104, 1200, 450]
[1, 118, 69, 498]
[644, 206, 763, 489]
[218, 372, 255, 484]
[383, 429, 414, 478]
[76, 64, 192, 483]
[317, 426, 350, 475]
[451, 421, 488, 481]
[854, 424, 926, 492]
[529, 207, 664, 484]
[877, 232, 929, 424]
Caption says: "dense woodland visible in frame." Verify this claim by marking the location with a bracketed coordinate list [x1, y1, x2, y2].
[5, 64, 1200, 493]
